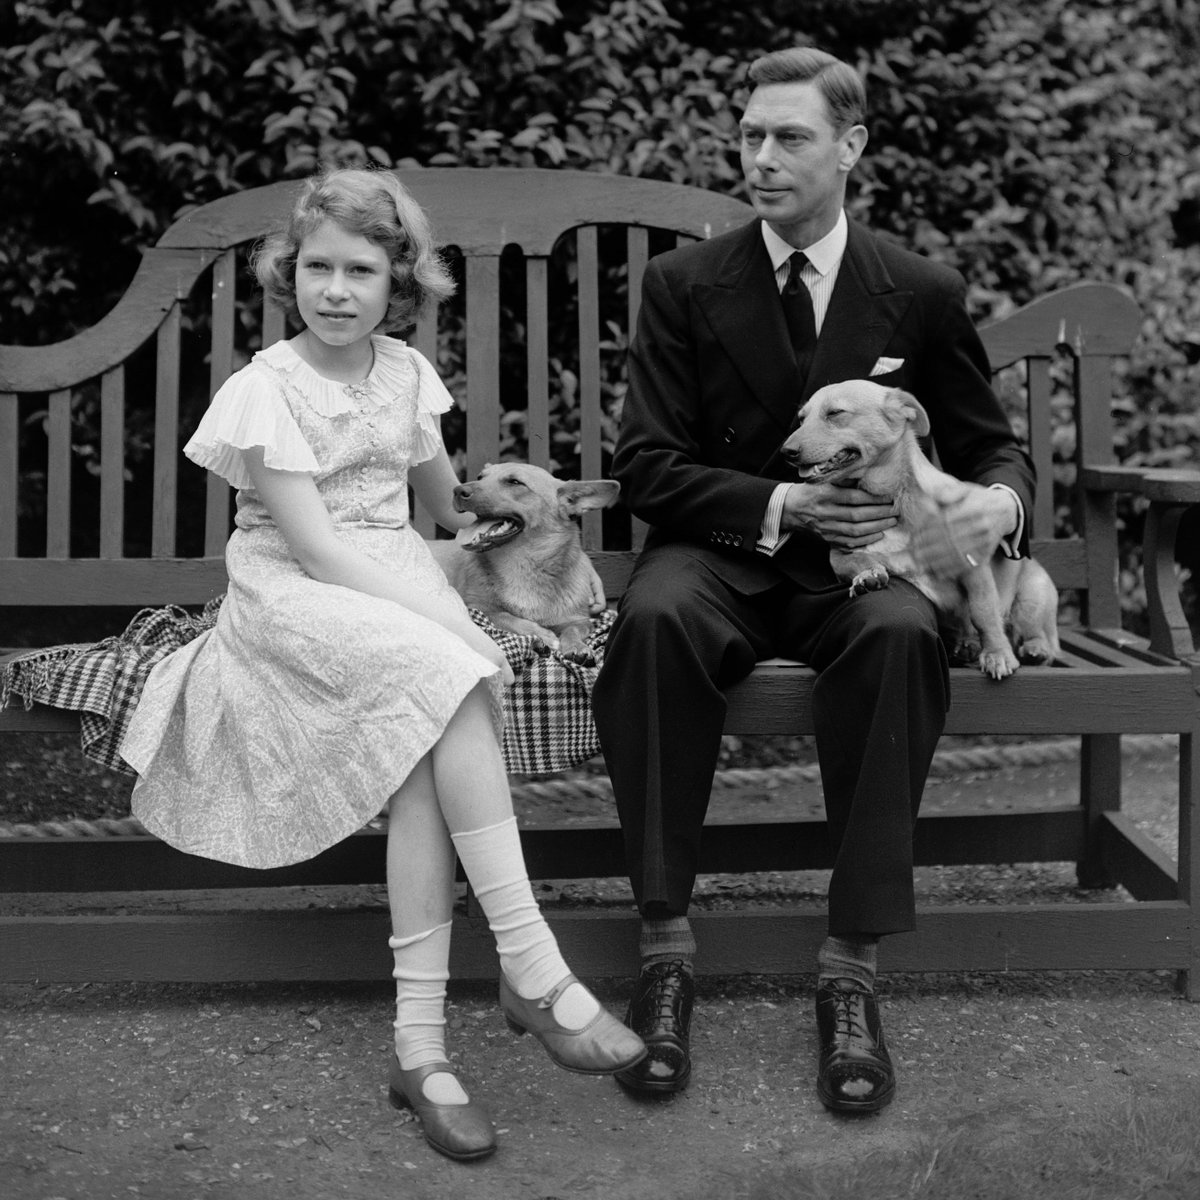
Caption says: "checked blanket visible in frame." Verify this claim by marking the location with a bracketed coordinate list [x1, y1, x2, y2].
[0, 601, 616, 779]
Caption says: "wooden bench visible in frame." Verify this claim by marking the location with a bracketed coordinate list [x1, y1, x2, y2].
[3, 169, 1198, 992]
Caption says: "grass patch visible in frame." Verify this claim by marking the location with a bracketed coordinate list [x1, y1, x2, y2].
[716, 1087, 1200, 1200]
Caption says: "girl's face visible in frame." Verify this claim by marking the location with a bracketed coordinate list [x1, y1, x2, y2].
[294, 219, 392, 353]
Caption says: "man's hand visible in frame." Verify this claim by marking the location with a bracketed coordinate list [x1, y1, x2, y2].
[781, 482, 898, 550]
[910, 483, 1019, 576]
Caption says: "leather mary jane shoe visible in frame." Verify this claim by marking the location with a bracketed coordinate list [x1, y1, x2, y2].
[614, 959, 694, 1094]
[388, 1058, 497, 1162]
[499, 973, 647, 1075]
[814, 979, 896, 1114]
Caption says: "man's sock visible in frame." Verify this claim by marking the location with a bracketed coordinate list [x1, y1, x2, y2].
[818, 934, 878, 993]
[639, 915, 696, 973]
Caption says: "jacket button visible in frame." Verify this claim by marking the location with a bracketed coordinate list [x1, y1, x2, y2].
[724, 427, 736, 444]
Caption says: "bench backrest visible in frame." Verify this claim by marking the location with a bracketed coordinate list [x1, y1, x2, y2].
[0, 168, 1140, 628]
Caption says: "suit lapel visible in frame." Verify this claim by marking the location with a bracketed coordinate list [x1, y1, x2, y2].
[802, 221, 913, 404]
[755, 222, 915, 477]
[693, 222, 800, 431]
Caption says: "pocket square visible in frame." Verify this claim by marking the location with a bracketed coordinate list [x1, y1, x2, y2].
[869, 356, 904, 377]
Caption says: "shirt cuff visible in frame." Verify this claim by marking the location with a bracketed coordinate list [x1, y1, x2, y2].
[990, 483, 1025, 559]
[757, 483, 794, 556]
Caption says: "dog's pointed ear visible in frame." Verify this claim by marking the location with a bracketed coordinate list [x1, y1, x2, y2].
[885, 389, 930, 437]
[557, 479, 621, 516]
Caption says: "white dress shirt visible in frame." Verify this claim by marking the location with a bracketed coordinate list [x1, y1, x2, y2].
[753, 214, 1025, 559]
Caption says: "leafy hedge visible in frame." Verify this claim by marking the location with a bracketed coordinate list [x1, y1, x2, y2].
[2, 0, 1197, 626]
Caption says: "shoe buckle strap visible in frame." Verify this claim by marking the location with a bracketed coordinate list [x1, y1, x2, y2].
[537, 977, 573, 1010]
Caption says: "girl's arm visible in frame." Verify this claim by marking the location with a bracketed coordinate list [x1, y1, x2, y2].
[408, 445, 469, 533]
[242, 448, 513, 683]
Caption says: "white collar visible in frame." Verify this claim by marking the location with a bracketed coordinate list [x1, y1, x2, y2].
[760, 210, 848, 277]
[258, 334, 416, 418]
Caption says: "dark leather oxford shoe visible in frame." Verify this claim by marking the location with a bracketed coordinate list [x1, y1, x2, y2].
[815, 978, 896, 1114]
[614, 960, 694, 1094]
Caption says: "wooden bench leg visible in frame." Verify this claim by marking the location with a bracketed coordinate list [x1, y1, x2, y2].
[1177, 731, 1199, 1001]
[1078, 732, 1121, 889]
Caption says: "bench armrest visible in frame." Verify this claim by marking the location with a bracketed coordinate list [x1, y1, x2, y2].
[1081, 467, 1200, 662]
[1081, 465, 1200, 503]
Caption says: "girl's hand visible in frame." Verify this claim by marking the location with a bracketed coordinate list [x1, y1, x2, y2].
[585, 557, 607, 614]
[453, 620, 516, 687]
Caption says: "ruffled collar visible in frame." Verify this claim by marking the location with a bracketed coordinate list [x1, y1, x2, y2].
[255, 335, 421, 419]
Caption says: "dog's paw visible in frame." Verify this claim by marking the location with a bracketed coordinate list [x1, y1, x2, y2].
[1016, 637, 1055, 666]
[849, 566, 890, 597]
[561, 650, 597, 667]
[979, 646, 1020, 680]
[947, 636, 980, 666]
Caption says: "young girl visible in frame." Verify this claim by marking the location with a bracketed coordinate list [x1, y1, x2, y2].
[120, 167, 644, 1163]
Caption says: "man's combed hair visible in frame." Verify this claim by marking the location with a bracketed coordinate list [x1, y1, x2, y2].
[747, 47, 867, 134]
[253, 168, 456, 334]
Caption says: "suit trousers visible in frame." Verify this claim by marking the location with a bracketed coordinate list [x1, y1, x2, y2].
[591, 542, 951, 937]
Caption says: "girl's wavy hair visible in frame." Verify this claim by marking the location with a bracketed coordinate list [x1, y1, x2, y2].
[252, 168, 455, 334]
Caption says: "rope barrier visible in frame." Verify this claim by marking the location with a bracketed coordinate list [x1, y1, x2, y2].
[0, 734, 1177, 841]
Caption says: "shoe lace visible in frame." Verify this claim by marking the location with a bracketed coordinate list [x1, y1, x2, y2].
[648, 961, 688, 1022]
[828, 985, 863, 1040]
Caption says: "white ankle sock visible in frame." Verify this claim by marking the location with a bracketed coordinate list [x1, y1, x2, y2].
[389, 921, 468, 1106]
[451, 817, 599, 1030]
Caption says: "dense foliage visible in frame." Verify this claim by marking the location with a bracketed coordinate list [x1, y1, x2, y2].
[2, 0, 1197, 625]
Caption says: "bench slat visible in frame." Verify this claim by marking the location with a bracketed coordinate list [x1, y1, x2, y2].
[46, 389, 72, 558]
[0, 393, 16, 556]
[204, 250, 237, 556]
[0, 805, 1114, 890]
[99, 368, 125, 557]
[151, 305, 182, 557]
[577, 226, 604, 547]
[526, 256, 551, 471]
[1028, 358, 1055, 539]
[0, 903, 1189, 983]
[464, 255, 501, 474]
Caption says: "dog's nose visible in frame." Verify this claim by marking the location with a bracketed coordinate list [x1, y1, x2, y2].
[781, 441, 801, 465]
[453, 483, 472, 501]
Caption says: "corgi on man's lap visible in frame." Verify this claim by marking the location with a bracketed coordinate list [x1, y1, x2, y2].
[781, 379, 1059, 680]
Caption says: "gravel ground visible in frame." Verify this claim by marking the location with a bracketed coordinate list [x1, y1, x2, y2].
[1, 735, 1197, 1199]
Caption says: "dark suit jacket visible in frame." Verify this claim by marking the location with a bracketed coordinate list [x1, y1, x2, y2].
[612, 217, 1036, 592]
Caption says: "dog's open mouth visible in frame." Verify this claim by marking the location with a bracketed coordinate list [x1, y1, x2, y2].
[454, 515, 525, 553]
[794, 447, 860, 482]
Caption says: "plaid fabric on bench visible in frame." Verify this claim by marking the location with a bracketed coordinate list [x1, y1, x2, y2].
[0, 604, 615, 780]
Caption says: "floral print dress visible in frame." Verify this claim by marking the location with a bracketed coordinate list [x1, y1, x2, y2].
[121, 335, 502, 868]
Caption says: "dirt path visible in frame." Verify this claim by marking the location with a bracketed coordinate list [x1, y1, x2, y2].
[2, 970, 1199, 1200]
[3, 743, 1198, 1198]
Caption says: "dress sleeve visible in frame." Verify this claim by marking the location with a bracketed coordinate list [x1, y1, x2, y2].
[409, 348, 455, 465]
[184, 365, 321, 490]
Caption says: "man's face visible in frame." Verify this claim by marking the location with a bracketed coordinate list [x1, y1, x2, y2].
[739, 80, 866, 247]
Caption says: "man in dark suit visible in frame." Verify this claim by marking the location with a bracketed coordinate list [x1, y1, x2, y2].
[591, 47, 1034, 1112]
